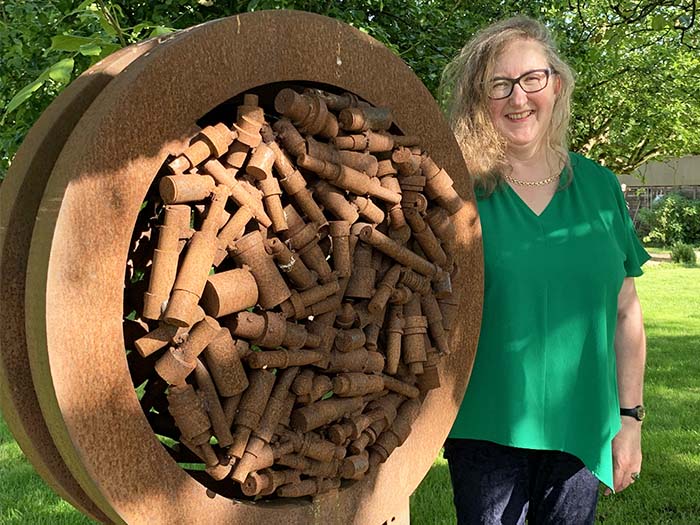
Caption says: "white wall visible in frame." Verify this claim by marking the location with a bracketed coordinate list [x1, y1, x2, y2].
[619, 155, 700, 186]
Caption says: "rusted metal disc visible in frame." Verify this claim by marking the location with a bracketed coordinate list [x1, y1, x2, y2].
[0, 36, 180, 523]
[23, 10, 482, 524]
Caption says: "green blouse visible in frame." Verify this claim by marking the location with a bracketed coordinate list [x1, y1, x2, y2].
[450, 152, 650, 489]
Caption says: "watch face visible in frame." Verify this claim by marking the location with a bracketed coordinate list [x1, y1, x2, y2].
[636, 406, 646, 421]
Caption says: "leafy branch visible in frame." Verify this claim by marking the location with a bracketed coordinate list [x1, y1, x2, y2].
[96, 0, 127, 47]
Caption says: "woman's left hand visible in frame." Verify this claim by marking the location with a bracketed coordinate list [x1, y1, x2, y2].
[607, 277, 646, 496]
[605, 418, 642, 495]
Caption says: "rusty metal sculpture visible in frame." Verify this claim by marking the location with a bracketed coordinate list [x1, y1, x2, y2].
[0, 10, 483, 525]
[138, 82, 464, 494]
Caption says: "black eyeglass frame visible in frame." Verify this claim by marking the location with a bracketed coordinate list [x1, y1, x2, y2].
[487, 68, 557, 100]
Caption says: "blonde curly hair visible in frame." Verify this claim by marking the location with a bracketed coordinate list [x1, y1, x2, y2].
[441, 16, 575, 195]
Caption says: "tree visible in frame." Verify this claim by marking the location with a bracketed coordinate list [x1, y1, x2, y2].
[1, 0, 699, 180]
[558, 0, 700, 172]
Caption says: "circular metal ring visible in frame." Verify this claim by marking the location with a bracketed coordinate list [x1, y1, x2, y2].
[0, 36, 178, 523]
[22, 10, 482, 524]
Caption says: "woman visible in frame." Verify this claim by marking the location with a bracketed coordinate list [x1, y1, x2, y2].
[441, 16, 649, 524]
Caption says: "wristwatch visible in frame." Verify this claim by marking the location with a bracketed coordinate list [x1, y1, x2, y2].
[620, 405, 646, 421]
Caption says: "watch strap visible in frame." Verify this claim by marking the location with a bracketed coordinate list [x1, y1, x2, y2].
[620, 405, 645, 421]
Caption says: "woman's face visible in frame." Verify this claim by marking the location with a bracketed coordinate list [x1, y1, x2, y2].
[487, 38, 559, 155]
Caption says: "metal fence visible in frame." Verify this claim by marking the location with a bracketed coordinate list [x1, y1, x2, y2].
[623, 185, 700, 225]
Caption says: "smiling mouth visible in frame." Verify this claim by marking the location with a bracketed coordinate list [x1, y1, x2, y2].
[506, 110, 534, 120]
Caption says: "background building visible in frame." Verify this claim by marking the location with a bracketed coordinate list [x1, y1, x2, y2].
[619, 155, 700, 223]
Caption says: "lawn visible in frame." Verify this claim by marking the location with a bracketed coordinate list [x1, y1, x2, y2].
[1, 263, 698, 524]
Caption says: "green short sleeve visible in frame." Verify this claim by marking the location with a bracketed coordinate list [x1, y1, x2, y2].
[607, 168, 651, 277]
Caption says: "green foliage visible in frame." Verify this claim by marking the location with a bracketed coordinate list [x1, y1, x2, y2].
[1, 1, 699, 181]
[4, 58, 75, 115]
[635, 206, 654, 239]
[560, 3, 700, 174]
[640, 193, 700, 245]
[670, 242, 697, 265]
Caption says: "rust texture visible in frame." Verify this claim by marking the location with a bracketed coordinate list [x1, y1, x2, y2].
[2, 10, 482, 525]
[129, 83, 466, 500]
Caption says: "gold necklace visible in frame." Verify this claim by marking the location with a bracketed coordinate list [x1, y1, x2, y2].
[503, 172, 560, 187]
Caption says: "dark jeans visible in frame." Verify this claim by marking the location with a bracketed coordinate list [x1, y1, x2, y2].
[444, 438, 600, 525]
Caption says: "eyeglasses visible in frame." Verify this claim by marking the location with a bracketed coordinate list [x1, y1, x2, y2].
[487, 68, 555, 100]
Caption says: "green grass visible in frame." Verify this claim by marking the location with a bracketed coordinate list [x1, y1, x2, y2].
[0, 422, 95, 524]
[643, 246, 668, 254]
[1, 264, 698, 523]
[644, 245, 700, 255]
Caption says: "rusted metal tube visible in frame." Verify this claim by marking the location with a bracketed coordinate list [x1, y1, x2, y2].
[203, 159, 271, 228]
[213, 205, 254, 266]
[202, 328, 249, 397]
[231, 367, 299, 482]
[339, 106, 393, 132]
[314, 180, 360, 223]
[404, 208, 447, 268]
[298, 154, 401, 205]
[352, 222, 438, 278]
[381, 374, 420, 399]
[369, 398, 421, 466]
[420, 293, 450, 356]
[134, 322, 183, 358]
[326, 349, 385, 374]
[230, 369, 276, 459]
[332, 373, 384, 397]
[344, 241, 375, 299]
[272, 118, 306, 158]
[159, 175, 216, 204]
[306, 136, 378, 176]
[242, 468, 301, 497]
[274, 88, 339, 138]
[194, 359, 234, 448]
[231, 230, 291, 309]
[276, 476, 341, 497]
[290, 396, 368, 433]
[167, 383, 212, 446]
[368, 264, 401, 316]
[154, 316, 220, 385]
[283, 205, 333, 283]
[295, 374, 333, 405]
[402, 294, 428, 376]
[329, 220, 352, 278]
[168, 123, 235, 173]
[420, 153, 465, 215]
[246, 143, 276, 181]
[265, 237, 317, 291]
[385, 306, 404, 375]
[303, 88, 366, 111]
[227, 311, 320, 350]
[351, 195, 385, 224]
[201, 267, 258, 317]
[163, 213, 220, 327]
[143, 204, 191, 320]
[334, 328, 366, 353]
[280, 280, 340, 320]
[247, 349, 325, 369]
